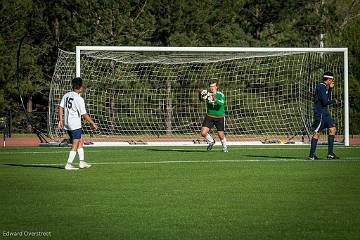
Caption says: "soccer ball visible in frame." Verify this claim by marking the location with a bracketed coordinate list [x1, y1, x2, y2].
[199, 89, 209, 101]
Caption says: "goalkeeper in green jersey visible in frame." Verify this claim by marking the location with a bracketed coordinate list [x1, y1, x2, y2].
[199, 80, 228, 152]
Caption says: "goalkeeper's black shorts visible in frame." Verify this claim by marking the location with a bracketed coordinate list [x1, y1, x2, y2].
[202, 115, 225, 131]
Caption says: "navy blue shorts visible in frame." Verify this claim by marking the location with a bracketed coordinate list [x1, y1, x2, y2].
[67, 128, 83, 142]
[311, 114, 335, 132]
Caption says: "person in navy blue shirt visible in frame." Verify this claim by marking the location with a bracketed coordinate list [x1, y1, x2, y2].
[308, 71, 339, 160]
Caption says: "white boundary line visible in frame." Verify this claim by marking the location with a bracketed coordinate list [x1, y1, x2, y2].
[91, 159, 360, 164]
[5, 158, 360, 167]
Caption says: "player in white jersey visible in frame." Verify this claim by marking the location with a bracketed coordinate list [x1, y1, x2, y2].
[58, 77, 97, 170]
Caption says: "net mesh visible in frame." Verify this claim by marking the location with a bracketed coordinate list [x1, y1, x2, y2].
[49, 49, 344, 144]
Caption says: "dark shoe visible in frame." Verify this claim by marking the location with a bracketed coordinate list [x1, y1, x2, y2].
[207, 141, 215, 151]
[327, 153, 340, 159]
[307, 155, 319, 160]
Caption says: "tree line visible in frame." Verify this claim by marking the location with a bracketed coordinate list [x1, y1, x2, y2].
[0, 0, 359, 133]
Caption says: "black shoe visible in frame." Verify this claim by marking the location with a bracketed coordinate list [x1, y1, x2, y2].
[307, 155, 319, 160]
[327, 153, 340, 159]
[207, 141, 215, 151]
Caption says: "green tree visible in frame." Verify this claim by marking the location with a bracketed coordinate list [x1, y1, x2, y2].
[1, 0, 51, 113]
[1, 0, 359, 135]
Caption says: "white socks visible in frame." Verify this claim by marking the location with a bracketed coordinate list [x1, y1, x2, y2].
[67, 148, 85, 165]
[77, 148, 84, 161]
[205, 134, 214, 143]
[67, 151, 77, 164]
[221, 138, 227, 150]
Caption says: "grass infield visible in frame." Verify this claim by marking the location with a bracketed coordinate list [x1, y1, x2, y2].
[0, 145, 360, 240]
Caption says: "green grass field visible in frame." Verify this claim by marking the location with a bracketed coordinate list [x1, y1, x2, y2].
[1, 145, 360, 240]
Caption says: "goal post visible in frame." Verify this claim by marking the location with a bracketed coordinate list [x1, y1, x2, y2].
[49, 46, 349, 146]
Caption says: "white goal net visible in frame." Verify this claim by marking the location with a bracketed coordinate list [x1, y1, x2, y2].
[48, 47, 348, 146]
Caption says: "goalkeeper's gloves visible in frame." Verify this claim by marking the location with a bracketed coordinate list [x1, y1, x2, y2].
[200, 90, 209, 101]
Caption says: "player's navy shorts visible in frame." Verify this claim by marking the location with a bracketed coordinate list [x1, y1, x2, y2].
[202, 115, 225, 131]
[311, 114, 335, 132]
[67, 128, 83, 142]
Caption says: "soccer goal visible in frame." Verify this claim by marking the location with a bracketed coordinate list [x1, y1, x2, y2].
[48, 46, 349, 146]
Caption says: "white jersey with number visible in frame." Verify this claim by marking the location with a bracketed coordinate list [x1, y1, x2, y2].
[60, 91, 87, 130]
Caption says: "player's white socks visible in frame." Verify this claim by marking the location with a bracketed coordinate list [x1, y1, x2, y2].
[221, 138, 227, 150]
[77, 148, 84, 161]
[67, 151, 77, 164]
[205, 134, 214, 143]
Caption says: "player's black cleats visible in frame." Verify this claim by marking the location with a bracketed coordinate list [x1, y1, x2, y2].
[327, 153, 340, 159]
[207, 141, 215, 151]
[307, 155, 319, 160]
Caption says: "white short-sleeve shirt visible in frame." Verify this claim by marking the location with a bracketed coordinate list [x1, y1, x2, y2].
[60, 91, 87, 130]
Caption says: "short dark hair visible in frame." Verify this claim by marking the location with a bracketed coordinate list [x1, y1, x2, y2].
[72, 77, 83, 90]
[323, 71, 334, 81]
[209, 80, 218, 86]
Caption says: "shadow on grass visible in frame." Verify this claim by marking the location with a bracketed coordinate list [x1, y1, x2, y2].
[147, 148, 206, 153]
[242, 154, 304, 160]
[3, 163, 64, 169]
